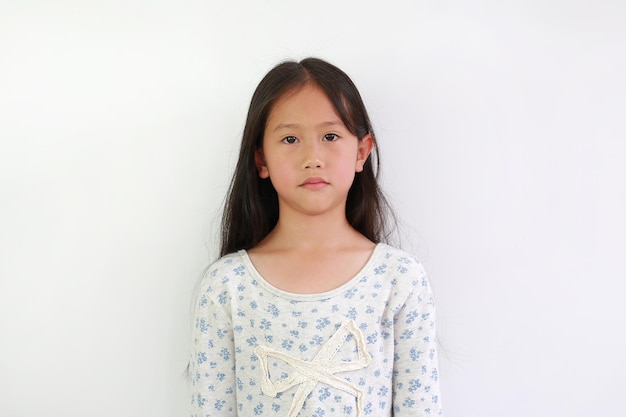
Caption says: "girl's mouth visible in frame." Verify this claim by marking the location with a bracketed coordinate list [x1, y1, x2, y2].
[301, 177, 329, 189]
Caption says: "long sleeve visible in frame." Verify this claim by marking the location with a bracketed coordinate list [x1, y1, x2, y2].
[391, 264, 442, 416]
[189, 276, 237, 416]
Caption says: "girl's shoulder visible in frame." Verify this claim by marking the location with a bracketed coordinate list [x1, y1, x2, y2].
[206, 250, 246, 273]
[371, 243, 432, 295]
[197, 251, 247, 293]
[373, 243, 427, 275]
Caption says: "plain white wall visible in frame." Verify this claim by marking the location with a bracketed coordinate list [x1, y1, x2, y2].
[1, 1, 624, 416]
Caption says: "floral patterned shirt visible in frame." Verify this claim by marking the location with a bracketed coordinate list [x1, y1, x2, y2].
[190, 243, 442, 416]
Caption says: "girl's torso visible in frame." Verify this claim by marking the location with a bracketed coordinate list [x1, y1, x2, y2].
[191, 243, 440, 416]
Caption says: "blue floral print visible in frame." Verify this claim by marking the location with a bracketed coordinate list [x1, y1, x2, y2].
[190, 244, 442, 416]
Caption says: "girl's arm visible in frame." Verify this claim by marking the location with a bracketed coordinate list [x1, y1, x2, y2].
[189, 278, 237, 416]
[392, 265, 443, 416]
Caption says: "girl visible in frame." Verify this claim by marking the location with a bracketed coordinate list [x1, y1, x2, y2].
[190, 58, 442, 417]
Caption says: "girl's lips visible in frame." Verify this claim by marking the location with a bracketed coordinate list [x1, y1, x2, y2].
[301, 177, 329, 189]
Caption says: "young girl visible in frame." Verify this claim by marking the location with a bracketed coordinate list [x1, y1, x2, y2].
[190, 58, 442, 416]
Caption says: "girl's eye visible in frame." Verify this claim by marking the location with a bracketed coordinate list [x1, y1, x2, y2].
[282, 136, 298, 144]
[323, 133, 339, 142]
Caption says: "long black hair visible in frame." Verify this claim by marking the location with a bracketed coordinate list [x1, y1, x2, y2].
[220, 57, 396, 256]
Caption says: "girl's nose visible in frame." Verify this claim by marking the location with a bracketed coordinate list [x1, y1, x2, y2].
[302, 140, 324, 169]
[303, 158, 323, 169]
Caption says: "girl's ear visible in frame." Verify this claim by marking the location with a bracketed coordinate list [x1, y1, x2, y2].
[254, 148, 270, 179]
[355, 134, 374, 173]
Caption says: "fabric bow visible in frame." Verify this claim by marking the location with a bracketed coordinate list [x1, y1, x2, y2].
[255, 320, 372, 417]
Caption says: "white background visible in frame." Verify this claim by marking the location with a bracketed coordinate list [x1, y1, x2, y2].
[1, 1, 625, 416]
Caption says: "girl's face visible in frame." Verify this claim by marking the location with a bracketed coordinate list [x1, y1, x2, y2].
[256, 83, 373, 219]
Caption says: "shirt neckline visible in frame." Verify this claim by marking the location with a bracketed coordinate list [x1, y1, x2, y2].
[238, 243, 385, 301]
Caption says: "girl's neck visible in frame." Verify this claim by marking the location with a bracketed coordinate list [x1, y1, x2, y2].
[257, 212, 370, 252]
[247, 210, 376, 294]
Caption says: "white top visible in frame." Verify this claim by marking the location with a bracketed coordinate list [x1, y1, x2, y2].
[190, 243, 442, 416]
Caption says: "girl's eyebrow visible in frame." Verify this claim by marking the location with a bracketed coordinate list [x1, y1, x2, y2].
[273, 121, 343, 132]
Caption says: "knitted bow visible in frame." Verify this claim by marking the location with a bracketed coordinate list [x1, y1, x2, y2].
[255, 320, 372, 417]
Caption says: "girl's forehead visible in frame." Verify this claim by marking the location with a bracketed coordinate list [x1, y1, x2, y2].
[266, 84, 342, 128]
